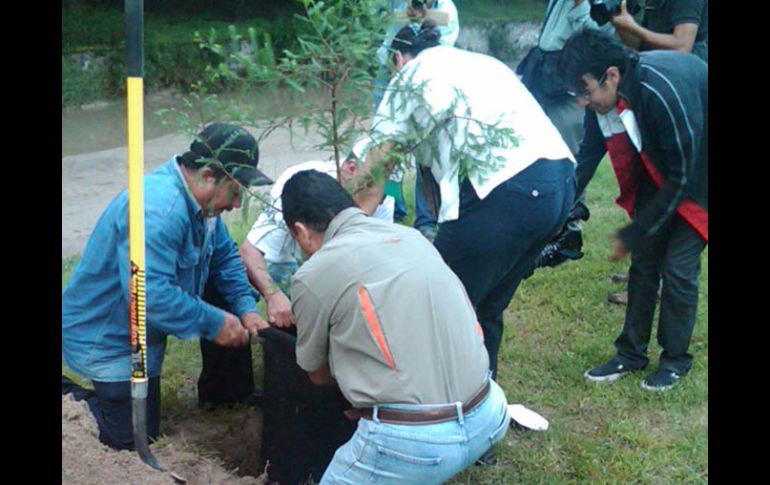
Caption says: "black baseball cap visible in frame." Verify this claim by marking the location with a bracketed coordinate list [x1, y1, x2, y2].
[189, 123, 273, 186]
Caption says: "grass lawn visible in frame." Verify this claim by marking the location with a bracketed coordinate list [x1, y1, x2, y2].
[61, 158, 707, 483]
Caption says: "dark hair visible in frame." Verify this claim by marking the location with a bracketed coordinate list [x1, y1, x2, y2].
[390, 21, 441, 64]
[282, 170, 355, 233]
[559, 29, 639, 92]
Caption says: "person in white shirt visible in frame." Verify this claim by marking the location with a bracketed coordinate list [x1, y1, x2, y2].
[350, 23, 576, 385]
[374, 1, 459, 238]
[240, 150, 394, 328]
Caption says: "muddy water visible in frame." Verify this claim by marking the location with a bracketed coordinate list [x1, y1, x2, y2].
[61, 87, 331, 157]
[62, 91, 184, 157]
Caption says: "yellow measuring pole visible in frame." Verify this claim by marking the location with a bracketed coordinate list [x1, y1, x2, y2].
[125, 0, 164, 471]
[127, 75, 148, 386]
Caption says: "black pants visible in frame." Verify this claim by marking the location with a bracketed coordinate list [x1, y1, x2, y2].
[434, 159, 576, 378]
[197, 280, 255, 405]
[63, 375, 162, 451]
[614, 216, 706, 374]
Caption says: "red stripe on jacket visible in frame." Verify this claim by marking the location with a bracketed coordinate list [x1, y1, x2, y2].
[604, 101, 708, 242]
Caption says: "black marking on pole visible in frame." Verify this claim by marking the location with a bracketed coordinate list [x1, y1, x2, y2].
[124, 0, 144, 77]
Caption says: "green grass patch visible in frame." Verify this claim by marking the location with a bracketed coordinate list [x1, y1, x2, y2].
[61, 160, 707, 482]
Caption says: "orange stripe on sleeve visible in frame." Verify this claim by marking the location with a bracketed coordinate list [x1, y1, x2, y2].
[358, 286, 397, 371]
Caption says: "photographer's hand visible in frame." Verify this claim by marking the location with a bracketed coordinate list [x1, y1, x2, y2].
[611, 1, 638, 31]
[611, 1, 643, 49]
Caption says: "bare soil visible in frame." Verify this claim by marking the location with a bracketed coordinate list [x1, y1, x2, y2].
[62, 394, 269, 485]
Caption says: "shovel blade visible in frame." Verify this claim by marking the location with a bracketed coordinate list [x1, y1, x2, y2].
[132, 397, 166, 471]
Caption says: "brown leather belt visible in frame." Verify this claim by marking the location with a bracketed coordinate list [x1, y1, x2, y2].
[345, 379, 491, 425]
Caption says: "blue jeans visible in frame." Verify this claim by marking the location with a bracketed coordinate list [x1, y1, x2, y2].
[413, 168, 437, 232]
[320, 377, 510, 485]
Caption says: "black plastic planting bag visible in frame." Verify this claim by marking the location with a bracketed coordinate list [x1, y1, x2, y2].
[258, 327, 357, 485]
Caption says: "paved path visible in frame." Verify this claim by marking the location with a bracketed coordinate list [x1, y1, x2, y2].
[62, 129, 331, 258]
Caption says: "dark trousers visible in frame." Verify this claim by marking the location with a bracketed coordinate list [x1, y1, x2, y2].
[434, 159, 576, 378]
[614, 216, 706, 374]
[63, 375, 162, 451]
[198, 280, 256, 405]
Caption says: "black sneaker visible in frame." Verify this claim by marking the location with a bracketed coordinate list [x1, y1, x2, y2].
[584, 358, 639, 382]
[641, 369, 682, 392]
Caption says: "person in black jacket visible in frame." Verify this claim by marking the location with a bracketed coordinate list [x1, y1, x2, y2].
[559, 30, 707, 391]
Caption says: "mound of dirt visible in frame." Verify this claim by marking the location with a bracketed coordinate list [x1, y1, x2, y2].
[62, 395, 268, 485]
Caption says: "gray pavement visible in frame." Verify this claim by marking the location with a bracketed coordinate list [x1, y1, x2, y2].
[62, 129, 331, 258]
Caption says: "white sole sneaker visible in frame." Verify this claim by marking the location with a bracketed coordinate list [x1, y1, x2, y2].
[583, 369, 628, 382]
[640, 381, 673, 391]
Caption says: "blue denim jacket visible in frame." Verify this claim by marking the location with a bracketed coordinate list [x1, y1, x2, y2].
[62, 158, 259, 382]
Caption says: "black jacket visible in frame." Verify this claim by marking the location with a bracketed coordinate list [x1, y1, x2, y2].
[575, 50, 708, 252]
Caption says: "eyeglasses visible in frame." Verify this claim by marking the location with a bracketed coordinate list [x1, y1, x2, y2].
[569, 71, 608, 101]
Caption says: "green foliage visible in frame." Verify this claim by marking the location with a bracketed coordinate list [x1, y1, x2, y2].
[61, 55, 112, 108]
[169, 0, 518, 207]
[181, 0, 390, 162]
[60, 0, 544, 108]
[61, 3, 301, 108]
[62, 2, 124, 50]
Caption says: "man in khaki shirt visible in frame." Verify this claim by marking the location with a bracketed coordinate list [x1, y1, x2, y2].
[283, 169, 510, 485]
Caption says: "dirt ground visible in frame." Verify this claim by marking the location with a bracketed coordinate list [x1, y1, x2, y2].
[62, 394, 268, 485]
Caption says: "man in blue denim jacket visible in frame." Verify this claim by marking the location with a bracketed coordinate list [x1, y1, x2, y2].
[62, 123, 271, 449]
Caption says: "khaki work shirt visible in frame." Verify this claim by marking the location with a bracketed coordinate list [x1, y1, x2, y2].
[292, 208, 489, 408]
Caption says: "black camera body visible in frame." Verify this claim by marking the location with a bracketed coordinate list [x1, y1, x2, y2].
[589, 0, 642, 26]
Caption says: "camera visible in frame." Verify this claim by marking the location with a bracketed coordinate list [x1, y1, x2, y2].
[589, 0, 642, 26]
[524, 202, 591, 279]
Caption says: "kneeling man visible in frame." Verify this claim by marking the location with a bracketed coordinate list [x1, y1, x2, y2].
[282, 169, 510, 485]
